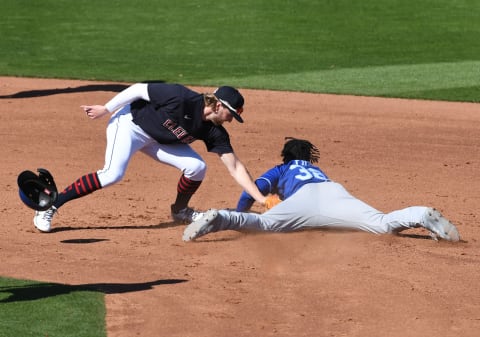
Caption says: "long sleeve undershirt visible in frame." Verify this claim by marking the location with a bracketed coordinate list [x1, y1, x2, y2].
[105, 83, 150, 113]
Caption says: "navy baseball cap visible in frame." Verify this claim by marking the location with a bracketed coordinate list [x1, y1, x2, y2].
[214, 86, 244, 123]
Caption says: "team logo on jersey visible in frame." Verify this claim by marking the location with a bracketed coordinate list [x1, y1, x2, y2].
[163, 119, 196, 144]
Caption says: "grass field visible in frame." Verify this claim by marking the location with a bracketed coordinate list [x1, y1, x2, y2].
[1, 0, 479, 101]
[0, 277, 106, 337]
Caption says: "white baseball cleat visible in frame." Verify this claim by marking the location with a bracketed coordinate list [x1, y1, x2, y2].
[183, 209, 219, 242]
[33, 206, 57, 233]
[422, 207, 460, 242]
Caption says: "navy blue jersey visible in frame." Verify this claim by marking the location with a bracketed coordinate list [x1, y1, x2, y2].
[236, 160, 330, 211]
[130, 83, 233, 154]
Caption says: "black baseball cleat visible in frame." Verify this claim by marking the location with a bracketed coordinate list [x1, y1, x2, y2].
[171, 205, 203, 224]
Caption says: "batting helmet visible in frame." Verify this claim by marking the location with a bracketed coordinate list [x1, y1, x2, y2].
[17, 168, 58, 211]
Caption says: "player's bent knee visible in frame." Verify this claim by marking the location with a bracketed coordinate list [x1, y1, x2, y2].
[97, 171, 125, 187]
[184, 160, 207, 181]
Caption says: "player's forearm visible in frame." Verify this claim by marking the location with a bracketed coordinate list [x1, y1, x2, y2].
[232, 168, 266, 204]
[236, 179, 271, 211]
[105, 83, 149, 113]
[220, 152, 267, 204]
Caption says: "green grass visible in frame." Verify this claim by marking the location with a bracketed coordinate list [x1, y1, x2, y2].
[0, 0, 479, 101]
[0, 277, 106, 337]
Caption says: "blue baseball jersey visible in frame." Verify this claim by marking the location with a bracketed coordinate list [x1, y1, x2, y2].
[236, 159, 330, 211]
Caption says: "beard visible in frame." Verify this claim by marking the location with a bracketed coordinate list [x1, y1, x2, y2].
[209, 113, 224, 126]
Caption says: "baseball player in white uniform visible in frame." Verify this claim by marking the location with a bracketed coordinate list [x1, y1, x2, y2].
[33, 83, 266, 232]
[183, 138, 460, 242]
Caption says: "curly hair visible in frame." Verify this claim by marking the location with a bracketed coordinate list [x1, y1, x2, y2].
[281, 137, 320, 164]
[203, 93, 219, 108]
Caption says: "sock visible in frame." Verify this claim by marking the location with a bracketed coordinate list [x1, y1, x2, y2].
[171, 175, 202, 212]
[54, 172, 102, 208]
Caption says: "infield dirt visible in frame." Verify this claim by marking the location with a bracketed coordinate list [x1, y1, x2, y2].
[1, 77, 479, 337]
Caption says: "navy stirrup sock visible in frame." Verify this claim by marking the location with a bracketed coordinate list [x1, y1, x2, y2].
[172, 175, 202, 212]
[54, 172, 102, 208]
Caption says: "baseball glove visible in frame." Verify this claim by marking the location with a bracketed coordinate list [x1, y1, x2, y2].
[264, 194, 282, 211]
[17, 168, 58, 211]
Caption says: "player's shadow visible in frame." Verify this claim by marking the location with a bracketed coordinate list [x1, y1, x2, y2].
[0, 278, 187, 303]
[0, 80, 165, 99]
[0, 84, 129, 99]
[50, 221, 240, 243]
[50, 220, 183, 233]
[308, 228, 450, 241]
[396, 233, 434, 240]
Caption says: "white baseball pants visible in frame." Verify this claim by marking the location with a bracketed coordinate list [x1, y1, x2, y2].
[97, 105, 207, 187]
[217, 182, 428, 234]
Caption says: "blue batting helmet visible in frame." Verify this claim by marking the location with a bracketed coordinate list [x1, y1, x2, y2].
[17, 168, 58, 211]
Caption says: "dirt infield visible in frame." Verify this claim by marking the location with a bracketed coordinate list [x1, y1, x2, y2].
[1, 76, 479, 337]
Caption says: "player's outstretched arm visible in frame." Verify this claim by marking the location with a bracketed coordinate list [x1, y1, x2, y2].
[81, 83, 151, 120]
[219, 152, 267, 205]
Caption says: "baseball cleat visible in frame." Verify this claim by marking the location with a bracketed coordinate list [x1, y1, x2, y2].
[182, 209, 219, 242]
[171, 205, 203, 224]
[33, 206, 57, 233]
[422, 207, 460, 242]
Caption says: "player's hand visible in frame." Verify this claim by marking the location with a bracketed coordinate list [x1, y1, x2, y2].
[81, 105, 110, 119]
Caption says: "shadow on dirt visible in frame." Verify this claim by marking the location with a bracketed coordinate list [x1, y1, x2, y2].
[60, 238, 110, 244]
[0, 80, 166, 99]
[51, 221, 182, 233]
[0, 279, 187, 303]
[42, 222, 447, 244]
[0, 84, 129, 99]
